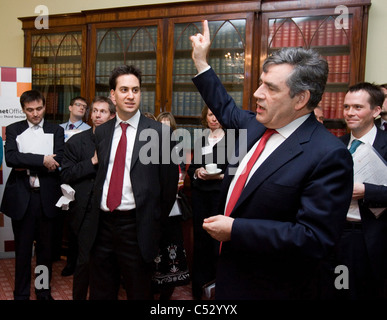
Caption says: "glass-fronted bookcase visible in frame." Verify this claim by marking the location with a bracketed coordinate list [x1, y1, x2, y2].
[261, 4, 369, 137]
[20, 0, 371, 137]
[30, 31, 83, 123]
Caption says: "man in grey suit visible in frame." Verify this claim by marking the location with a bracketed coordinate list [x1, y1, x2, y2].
[89, 65, 179, 300]
[1, 90, 64, 300]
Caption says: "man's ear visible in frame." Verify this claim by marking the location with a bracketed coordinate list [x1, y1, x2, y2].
[373, 105, 381, 119]
[295, 90, 311, 111]
[110, 90, 116, 104]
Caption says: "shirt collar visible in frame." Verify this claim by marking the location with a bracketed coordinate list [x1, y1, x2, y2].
[69, 119, 83, 127]
[115, 110, 140, 130]
[350, 125, 377, 145]
[27, 119, 44, 128]
[275, 113, 310, 139]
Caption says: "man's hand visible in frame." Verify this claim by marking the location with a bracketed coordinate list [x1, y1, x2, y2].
[91, 150, 98, 165]
[43, 154, 59, 172]
[202, 214, 234, 242]
[190, 20, 211, 73]
[353, 182, 365, 199]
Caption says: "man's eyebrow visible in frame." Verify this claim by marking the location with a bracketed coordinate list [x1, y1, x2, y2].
[261, 79, 280, 91]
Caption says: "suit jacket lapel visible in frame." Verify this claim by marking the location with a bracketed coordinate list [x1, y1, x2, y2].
[130, 114, 150, 170]
[229, 114, 316, 216]
[100, 119, 116, 169]
[373, 129, 387, 157]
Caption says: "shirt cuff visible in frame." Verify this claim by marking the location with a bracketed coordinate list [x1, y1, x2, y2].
[194, 65, 211, 77]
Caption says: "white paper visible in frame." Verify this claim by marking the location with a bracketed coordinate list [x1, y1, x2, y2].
[64, 129, 82, 142]
[56, 184, 76, 210]
[349, 143, 387, 218]
[16, 127, 53, 155]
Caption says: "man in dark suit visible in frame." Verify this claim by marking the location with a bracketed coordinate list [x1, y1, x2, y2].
[1, 90, 64, 300]
[89, 65, 179, 300]
[60, 96, 116, 299]
[190, 21, 354, 299]
[337, 82, 387, 299]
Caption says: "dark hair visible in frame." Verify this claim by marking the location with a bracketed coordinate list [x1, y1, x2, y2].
[156, 112, 177, 131]
[347, 82, 385, 109]
[262, 47, 328, 110]
[380, 83, 387, 90]
[70, 96, 88, 107]
[91, 96, 116, 114]
[109, 65, 142, 91]
[143, 112, 156, 120]
[20, 90, 45, 109]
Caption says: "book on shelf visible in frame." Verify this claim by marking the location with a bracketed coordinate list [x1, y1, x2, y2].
[270, 16, 352, 49]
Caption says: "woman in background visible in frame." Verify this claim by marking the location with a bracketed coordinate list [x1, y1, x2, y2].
[187, 105, 229, 300]
[152, 112, 190, 300]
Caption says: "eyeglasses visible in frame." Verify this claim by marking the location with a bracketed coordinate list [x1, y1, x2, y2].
[73, 102, 88, 108]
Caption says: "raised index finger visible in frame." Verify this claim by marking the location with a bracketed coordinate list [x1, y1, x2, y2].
[202, 20, 210, 42]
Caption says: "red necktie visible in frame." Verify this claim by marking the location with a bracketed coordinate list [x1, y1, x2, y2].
[225, 129, 276, 217]
[220, 129, 276, 254]
[106, 122, 129, 212]
[69, 124, 75, 130]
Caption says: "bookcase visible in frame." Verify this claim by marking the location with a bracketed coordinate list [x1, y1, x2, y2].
[94, 25, 159, 115]
[20, 14, 87, 123]
[20, 0, 371, 138]
[166, 14, 254, 145]
[260, 1, 371, 136]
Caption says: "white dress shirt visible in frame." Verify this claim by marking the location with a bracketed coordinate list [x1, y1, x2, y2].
[26, 119, 45, 187]
[346, 125, 377, 221]
[100, 111, 140, 212]
[224, 114, 310, 214]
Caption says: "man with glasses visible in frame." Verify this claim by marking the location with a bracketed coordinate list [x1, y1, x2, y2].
[60, 96, 91, 142]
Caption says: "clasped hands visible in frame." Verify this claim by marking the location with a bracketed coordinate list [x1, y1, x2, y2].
[43, 154, 59, 172]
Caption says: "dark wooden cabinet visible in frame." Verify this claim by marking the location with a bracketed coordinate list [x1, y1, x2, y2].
[19, 0, 371, 137]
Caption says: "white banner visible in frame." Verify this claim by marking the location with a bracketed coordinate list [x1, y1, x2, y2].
[0, 67, 31, 257]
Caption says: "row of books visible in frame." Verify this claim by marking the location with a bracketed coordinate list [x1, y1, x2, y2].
[32, 63, 82, 85]
[269, 17, 352, 49]
[174, 20, 246, 51]
[44, 90, 78, 117]
[32, 33, 82, 58]
[328, 128, 347, 138]
[320, 91, 346, 120]
[324, 55, 350, 83]
[171, 90, 243, 117]
[173, 56, 245, 84]
[96, 59, 157, 83]
[97, 27, 158, 54]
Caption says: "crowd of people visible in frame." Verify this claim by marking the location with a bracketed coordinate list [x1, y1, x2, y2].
[1, 19, 387, 300]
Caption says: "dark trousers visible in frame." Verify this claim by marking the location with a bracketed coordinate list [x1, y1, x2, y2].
[89, 210, 153, 300]
[72, 205, 99, 300]
[335, 225, 383, 299]
[11, 191, 54, 300]
[191, 188, 220, 299]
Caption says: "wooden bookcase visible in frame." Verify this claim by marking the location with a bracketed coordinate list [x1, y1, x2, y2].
[19, 0, 371, 138]
[260, 0, 371, 136]
[19, 14, 87, 123]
